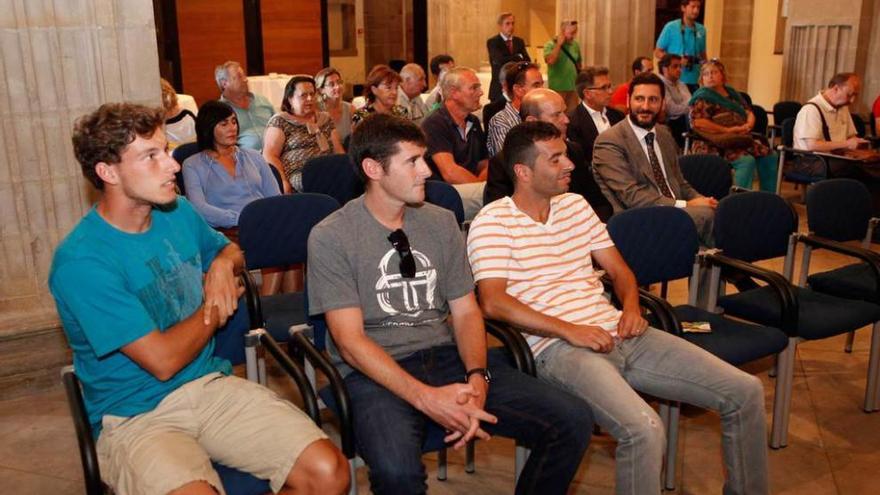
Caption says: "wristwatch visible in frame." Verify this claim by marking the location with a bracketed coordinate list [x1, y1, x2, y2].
[465, 367, 492, 384]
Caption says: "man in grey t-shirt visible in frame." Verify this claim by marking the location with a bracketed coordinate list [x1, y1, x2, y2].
[307, 113, 592, 494]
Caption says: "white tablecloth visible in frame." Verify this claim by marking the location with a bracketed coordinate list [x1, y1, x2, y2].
[248, 74, 291, 110]
[177, 94, 198, 115]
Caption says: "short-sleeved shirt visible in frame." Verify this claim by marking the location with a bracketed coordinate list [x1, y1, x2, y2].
[544, 39, 581, 92]
[487, 102, 522, 157]
[307, 197, 474, 376]
[49, 198, 232, 435]
[656, 19, 707, 85]
[793, 92, 857, 149]
[165, 110, 197, 150]
[266, 112, 336, 191]
[222, 93, 275, 151]
[467, 193, 621, 356]
[421, 105, 488, 181]
[182, 147, 281, 227]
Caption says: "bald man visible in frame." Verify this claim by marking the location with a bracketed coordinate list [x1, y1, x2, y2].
[484, 88, 613, 221]
[397, 63, 430, 125]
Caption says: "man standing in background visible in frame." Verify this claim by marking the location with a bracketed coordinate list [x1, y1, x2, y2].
[487, 12, 531, 103]
[655, 0, 706, 92]
[544, 20, 581, 111]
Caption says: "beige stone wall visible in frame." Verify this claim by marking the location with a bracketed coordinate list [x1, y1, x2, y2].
[746, 0, 784, 108]
[719, 0, 754, 92]
[0, 0, 160, 328]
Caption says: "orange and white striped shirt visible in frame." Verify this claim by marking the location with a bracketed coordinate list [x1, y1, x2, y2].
[467, 193, 621, 355]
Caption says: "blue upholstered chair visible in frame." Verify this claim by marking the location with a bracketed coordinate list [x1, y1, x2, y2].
[171, 142, 200, 197]
[237, 193, 340, 341]
[703, 192, 880, 449]
[800, 179, 880, 355]
[424, 180, 465, 225]
[606, 206, 788, 488]
[774, 117, 830, 195]
[679, 154, 734, 201]
[62, 274, 319, 495]
[301, 154, 364, 205]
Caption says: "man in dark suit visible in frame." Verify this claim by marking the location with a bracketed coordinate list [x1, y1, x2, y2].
[567, 67, 625, 164]
[484, 88, 613, 222]
[593, 72, 717, 245]
[487, 12, 530, 103]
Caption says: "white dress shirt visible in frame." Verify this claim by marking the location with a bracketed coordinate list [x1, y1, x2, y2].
[585, 102, 612, 134]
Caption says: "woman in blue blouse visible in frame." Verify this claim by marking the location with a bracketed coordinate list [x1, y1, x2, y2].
[183, 101, 296, 294]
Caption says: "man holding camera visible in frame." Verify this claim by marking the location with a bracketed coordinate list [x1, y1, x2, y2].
[655, 0, 706, 92]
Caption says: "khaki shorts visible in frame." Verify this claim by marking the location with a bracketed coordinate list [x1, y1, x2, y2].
[96, 373, 326, 495]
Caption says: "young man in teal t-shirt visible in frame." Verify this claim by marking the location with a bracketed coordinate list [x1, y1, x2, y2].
[655, 0, 707, 89]
[50, 103, 348, 495]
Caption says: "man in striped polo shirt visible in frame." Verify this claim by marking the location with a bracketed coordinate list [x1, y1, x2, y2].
[468, 121, 769, 495]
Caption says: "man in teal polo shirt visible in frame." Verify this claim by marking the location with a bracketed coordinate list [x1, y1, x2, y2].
[655, 0, 706, 90]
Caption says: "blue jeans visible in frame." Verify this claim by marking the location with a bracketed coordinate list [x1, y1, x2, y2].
[344, 345, 593, 495]
[536, 328, 768, 495]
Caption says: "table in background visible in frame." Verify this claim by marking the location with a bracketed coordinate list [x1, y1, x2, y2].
[248, 74, 291, 110]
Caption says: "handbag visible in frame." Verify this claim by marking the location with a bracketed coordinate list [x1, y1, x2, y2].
[694, 111, 754, 150]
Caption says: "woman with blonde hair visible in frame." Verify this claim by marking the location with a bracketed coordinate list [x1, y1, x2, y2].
[160, 78, 196, 149]
[315, 67, 353, 144]
[689, 59, 777, 191]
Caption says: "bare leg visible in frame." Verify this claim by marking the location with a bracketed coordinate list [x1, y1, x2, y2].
[279, 439, 349, 495]
[168, 480, 219, 495]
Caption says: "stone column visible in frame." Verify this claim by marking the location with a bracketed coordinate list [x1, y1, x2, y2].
[0, 0, 160, 396]
[556, 0, 656, 86]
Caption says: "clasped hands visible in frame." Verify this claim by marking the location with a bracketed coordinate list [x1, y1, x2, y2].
[417, 381, 497, 450]
[202, 257, 244, 327]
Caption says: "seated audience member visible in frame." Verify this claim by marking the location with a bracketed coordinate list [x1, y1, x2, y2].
[794, 72, 868, 154]
[425, 54, 455, 111]
[316, 67, 353, 145]
[469, 120, 768, 495]
[568, 66, 625, 162]
[160, 78, 196, 150]
[396, 63, 429, 125]
[485, 89, 613, 222]
[487, 12, 531, 103]
[593, 73, 717, 246]
[544, 20, 581, 110]
[184, 100, 280, 231]
[689, 59, 777, 192]
[51, 102, 348, 495]
[263, 75, 344, 193]
[658, 53, 692, 148]
[609, 56, 653, 114]
[421, 67, 489, 220]
[487, 62, 544, 156]
[307, 113, 593, 495]
[483, 62, 518, 134]
[216, 60, 274, 151]
[352, 65, 408, 128]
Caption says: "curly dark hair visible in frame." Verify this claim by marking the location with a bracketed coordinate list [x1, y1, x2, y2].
[71, 103, 165, 189]
[348, 113, 426, 184]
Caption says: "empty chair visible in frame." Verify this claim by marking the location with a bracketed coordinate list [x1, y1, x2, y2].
[302, 153, 364, 205]
[679, 154, 733, 200]
[704, 191, 880, 449]
[237, 193, 340, 341]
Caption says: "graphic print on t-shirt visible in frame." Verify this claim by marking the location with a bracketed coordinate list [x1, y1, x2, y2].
[136, 239, 204, 331]
[375, 248, 437, 316]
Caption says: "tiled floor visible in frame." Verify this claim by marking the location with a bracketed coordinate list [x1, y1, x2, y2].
[3, 196, 880, 494]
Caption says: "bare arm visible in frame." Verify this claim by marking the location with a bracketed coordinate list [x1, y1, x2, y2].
[477, 278, 614, 352]
[331, 129, 345, 153]
[654, 47, 667, 60]
[544, 36, 566, 66]
[591, 246, 647, 339]
[431, 152, 483, 184]
[262, 126, 292, 193]
[121, 243, 244, 381]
